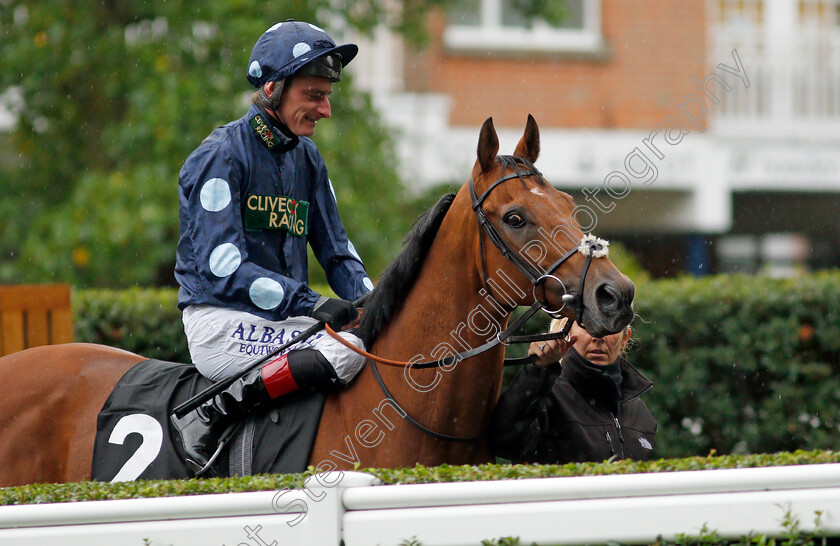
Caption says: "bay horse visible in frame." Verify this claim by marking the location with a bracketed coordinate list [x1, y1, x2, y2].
[0, 115, 634, 486]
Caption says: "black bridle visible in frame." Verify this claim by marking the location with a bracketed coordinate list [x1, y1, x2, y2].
[369, 158, 610, 442]
[469, 157, 590, 325]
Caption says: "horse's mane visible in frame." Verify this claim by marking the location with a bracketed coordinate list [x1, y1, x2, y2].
[357, 193, 456, 347]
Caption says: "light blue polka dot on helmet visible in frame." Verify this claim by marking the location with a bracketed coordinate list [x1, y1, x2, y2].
[246, 20, 358, 88]
[292, 42, 311, 58]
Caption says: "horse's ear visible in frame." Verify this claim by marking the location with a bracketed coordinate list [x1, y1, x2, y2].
[514, 114, 540, 163]
[477, 117, 499, 173]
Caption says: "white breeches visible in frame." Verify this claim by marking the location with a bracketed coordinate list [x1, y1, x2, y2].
[182, 305, 366, 383]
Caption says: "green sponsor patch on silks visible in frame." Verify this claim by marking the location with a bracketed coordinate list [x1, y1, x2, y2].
[244, 194, 309, 237]
[249, 114, 279, 150]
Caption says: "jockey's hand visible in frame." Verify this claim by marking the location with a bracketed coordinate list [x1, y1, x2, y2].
[528, 335, 577, 367]
[312, 297, 359, 331]
[345, 307, 363, 330]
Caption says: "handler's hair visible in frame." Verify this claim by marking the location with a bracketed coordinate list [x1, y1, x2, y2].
[252, 79, 285, 111]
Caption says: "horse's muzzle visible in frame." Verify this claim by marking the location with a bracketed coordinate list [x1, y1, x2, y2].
[583, 278, 635, 337]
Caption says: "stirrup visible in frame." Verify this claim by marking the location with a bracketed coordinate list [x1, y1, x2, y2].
[188, 421, 242, 477]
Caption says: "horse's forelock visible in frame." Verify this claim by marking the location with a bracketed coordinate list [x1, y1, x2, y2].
[497, 155, 547, 188]
[357, 193, 456, 347]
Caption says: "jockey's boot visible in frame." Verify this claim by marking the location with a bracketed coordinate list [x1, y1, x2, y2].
[171, 349, 337, 475]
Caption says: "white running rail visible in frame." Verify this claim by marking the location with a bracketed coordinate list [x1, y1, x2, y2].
[1, 464, 840, 545]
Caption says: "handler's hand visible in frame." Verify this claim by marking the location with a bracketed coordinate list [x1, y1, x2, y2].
[528, 335, 577, 367]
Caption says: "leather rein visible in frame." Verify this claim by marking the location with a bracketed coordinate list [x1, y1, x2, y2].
[326, 162, 610, 442]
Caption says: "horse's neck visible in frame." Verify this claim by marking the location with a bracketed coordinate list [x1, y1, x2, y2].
[314, 201, 514, 467]
[373, 207, 510, 429]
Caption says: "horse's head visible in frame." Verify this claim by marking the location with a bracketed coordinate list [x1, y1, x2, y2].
[469, 115, 635, 338]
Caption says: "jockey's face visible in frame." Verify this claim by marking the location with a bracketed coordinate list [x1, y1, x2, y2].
[569, 321, 629, 366]
[270, 75, 332, 137]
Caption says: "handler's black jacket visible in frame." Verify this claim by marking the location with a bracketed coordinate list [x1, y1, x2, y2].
[489, 347, 657, 464]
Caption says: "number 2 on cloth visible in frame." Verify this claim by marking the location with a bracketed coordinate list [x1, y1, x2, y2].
[108, 414, 163, 482]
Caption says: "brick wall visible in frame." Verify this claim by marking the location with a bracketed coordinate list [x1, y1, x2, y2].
[404, 0, 708, 130]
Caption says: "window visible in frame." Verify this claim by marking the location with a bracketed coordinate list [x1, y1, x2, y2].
[714, 0, 764, 26]
[712, 0, 840, 123]
[797, 0, 840, 27]
[443, 0, 603, 55]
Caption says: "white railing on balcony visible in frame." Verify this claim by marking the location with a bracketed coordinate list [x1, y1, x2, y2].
[711, 0, 840, 136]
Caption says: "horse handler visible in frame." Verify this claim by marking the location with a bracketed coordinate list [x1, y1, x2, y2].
[489, 318, 657, 464]
[173, 20, 374, 472]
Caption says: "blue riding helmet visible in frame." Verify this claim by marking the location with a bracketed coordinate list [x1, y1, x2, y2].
[246, 20, 358, 87]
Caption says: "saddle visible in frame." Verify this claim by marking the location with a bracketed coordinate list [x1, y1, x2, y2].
[91, 359, 326, 481]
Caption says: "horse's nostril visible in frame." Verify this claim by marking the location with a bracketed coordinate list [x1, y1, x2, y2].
[595, 283, 621, 312]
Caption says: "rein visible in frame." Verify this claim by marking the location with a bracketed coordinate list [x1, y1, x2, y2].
[325, 303, 568, 443]
[325, 301, 569, 370]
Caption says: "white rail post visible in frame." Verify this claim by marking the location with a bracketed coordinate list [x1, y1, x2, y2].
[303, 471, 380, 545]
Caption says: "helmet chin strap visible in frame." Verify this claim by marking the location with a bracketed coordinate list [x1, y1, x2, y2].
[262, 79, 285, 111]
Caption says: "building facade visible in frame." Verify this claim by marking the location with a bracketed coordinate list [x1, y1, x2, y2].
[349, 0, 840, 277]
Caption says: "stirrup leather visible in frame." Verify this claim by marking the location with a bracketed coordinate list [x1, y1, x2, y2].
[186, 421, 242, 477]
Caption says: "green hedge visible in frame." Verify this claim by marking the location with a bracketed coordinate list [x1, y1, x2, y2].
[73, 271, 840, 458]
[632, 271, 840, 458]
[2, 449, 839, 505]
[74, 287, 188, 362]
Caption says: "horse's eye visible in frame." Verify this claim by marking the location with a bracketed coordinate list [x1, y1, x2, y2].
[505, 212, 525, 228]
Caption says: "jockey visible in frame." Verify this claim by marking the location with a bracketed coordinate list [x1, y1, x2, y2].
[172, 20, 374, 473]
